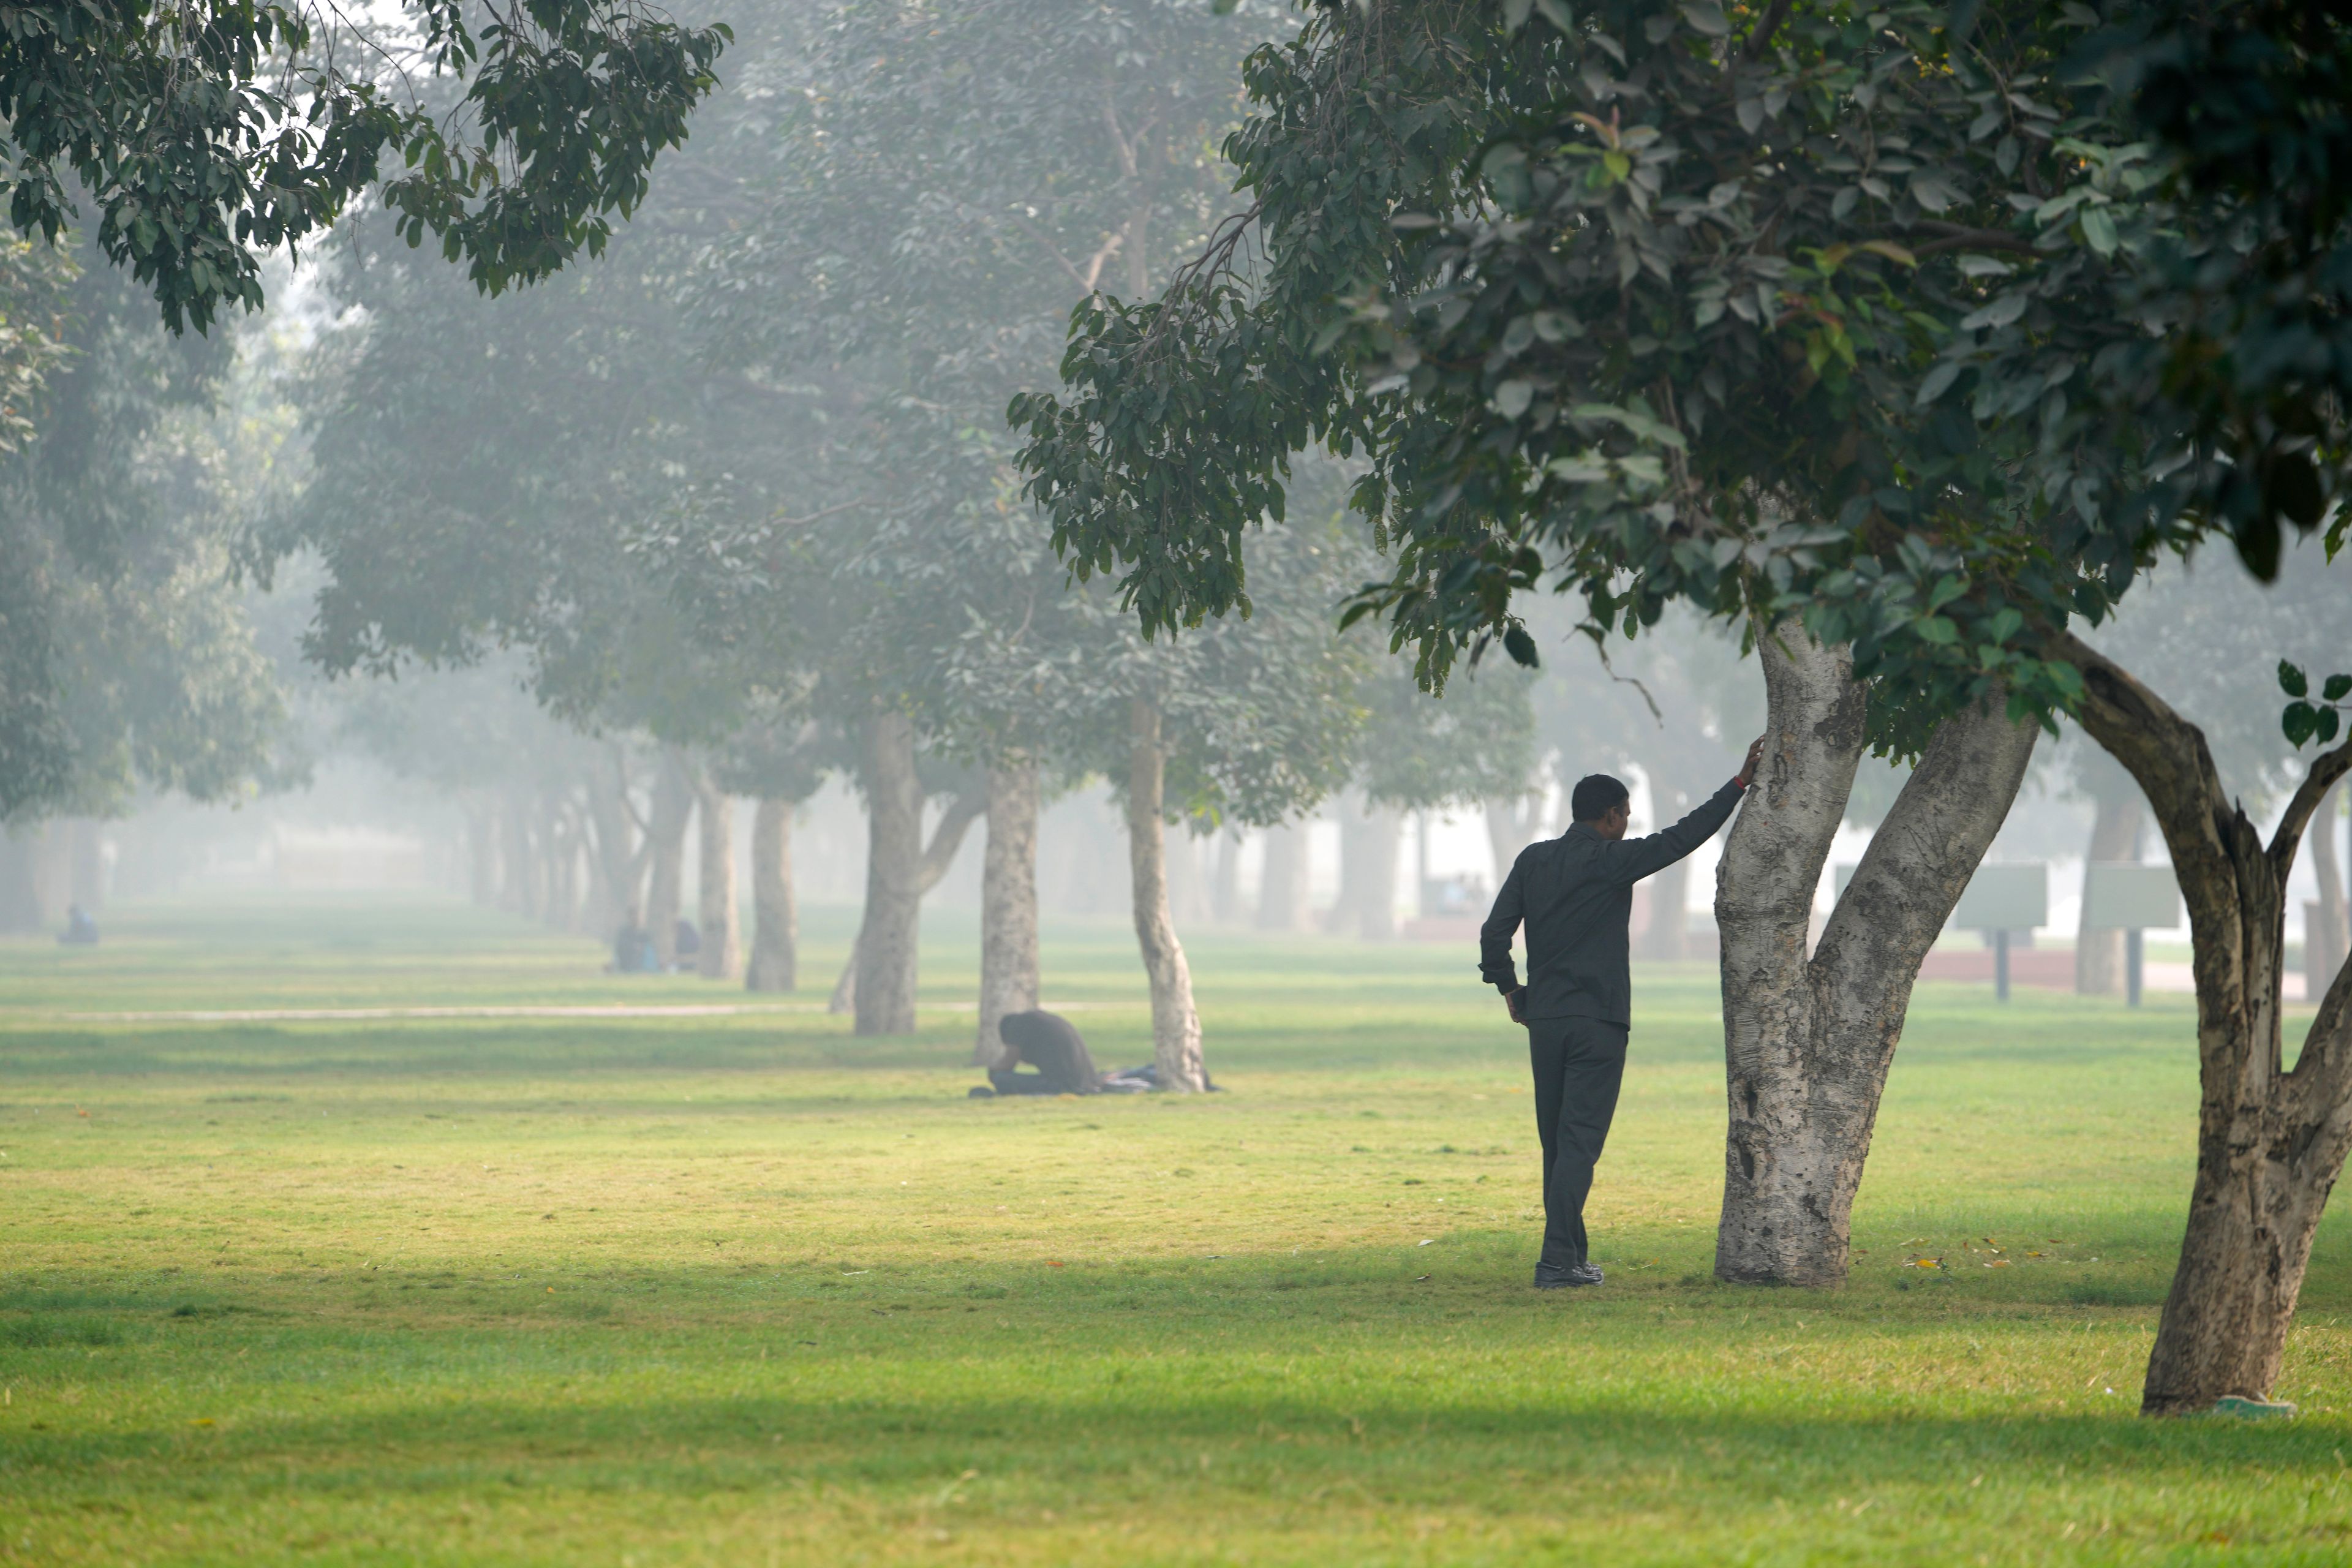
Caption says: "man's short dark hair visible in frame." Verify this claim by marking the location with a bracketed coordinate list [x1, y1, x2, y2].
[1572, 773, 1630, 823]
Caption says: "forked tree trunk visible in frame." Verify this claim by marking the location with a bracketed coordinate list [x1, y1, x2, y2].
[2076, 786, 2146, 995]
[1129, 697, 1205, 1091]
[693, 769, 740, 981]
[645, 753, 695, 965]
[2054, 633, 2352, 1415]
[832, 778, 984, 1018]
[976, 755, 1041, 1066]
[853, 712, 924, 1036]
[746, 797, 798, 992]
[1714, 625, 2038, 1285]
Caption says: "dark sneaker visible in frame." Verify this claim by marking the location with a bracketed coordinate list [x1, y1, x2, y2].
[1534, 1262, 1604, 1289]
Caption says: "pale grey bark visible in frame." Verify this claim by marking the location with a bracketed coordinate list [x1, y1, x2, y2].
[2312, 783, 2348, 994]
[976, 755, 1041, 1066]
[692, 769, 740, 981]
[832, 780, 984, 1019]
[853, 711, 924, 1035]
[747, 797, 798, 992]
[1129, 697, 1205, 1091]
[2056, 634, 2352, 1415]
[644, 752, 695, 965]
[1714, 624, 2038, 1286]
[582, 745, 649, 938]
[2076, 788, 2146, 995]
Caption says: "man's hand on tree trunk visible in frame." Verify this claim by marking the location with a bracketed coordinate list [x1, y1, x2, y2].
[1735, 736, 1766, 790]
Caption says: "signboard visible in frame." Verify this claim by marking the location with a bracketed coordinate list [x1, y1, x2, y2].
[2082, 863, 2182, 931]
[1949, 863, 2048, 933]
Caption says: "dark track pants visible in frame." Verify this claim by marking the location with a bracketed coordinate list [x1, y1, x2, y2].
[1528, 1016, 1629, 1268]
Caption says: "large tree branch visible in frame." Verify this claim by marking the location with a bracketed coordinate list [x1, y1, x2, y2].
[2049, 631, 2238, 915]
[2267, 736, 2352, 875]
[918, 791, 986, 894]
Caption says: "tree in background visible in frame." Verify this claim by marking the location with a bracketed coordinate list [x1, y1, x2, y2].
[0, 0, 726, 814]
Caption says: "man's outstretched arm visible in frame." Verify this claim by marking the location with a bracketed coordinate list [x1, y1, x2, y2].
[1479, 853, 1529, 1021]
[1607, 737, 1766, 883]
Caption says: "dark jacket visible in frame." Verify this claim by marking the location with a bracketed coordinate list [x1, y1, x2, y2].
[997, 1009, 1099, 1093]
[1480, 780, 1746, 1025]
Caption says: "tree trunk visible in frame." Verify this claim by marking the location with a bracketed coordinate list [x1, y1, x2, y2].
[853, 711, 924, 1035]
[692, 768, 741, 980]
[1485, 794, 1547, 887]
[833, 776, 984, 1018]
[1640, 857, 1689, 962]
[540, 794, 578, 932]
[501, 790, 540, 919]
[2054, 633, 2352, 1415]
[645, 752, 695, 965]
[582, 747, 649, 938]
[976, 755, 1041, 1066]
[2312, 782, 2348, 993]
[1327, 798, 1403, 939]
[2076, 786, 2146, 995]
[1210, 829, 1243, 923]
[1257, 824, 1308, 932]
[1714, 625, 2038, 1286]
[0, 829, 43, 932]
[1129, 697, 1205, 1091]
[747, 797, 799, 993]
[68, 818, 103, 912]
[466, 797, 497, 907]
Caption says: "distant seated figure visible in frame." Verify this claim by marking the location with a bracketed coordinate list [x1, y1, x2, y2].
[673, 918, 702, 960]
[611, 913, 658, 974]
[58, 904, 98, 946]
[984, 1009, 1099, 1097]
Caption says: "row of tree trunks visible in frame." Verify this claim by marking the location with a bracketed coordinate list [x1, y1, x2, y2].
[1257, 824, 1310, 932]
[1713, 625, 2038, 1286]
[2054, 633, 2352, 1415]
[976, 755, 1041, 1065]
[747, 797, 799, 992]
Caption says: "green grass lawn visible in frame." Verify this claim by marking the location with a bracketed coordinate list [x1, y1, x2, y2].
[4, 892, 2350, 1566]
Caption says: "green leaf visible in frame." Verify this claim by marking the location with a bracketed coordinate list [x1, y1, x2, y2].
[2280, 660, 2309, 698]
[1681, 1, 1730, 37]
[1502, 0, 1535, 29]
[1916, 361, 1961, 407]
[1493, 380, 1535, 418]
[2283, 701, 2317, 747]
[1503, 624, 1540, 667]
[2079, 205, 2118, 257]
[2324, 674, 2351, 703]
[2321, 708, 2343, 745]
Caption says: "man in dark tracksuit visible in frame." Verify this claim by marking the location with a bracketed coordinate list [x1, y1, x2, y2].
[1481, 741, 1763, 1289]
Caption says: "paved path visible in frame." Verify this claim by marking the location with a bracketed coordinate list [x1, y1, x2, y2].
[47, 1000, 1113, 1023]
